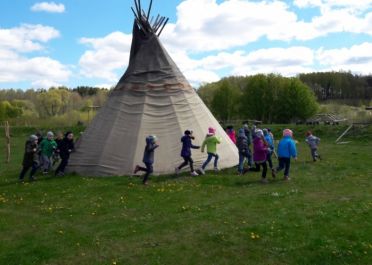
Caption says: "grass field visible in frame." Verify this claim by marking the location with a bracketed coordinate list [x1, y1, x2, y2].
[0, 126, 371, 265]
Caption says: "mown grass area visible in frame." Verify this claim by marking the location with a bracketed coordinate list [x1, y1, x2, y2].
[0, 126, 371, 265]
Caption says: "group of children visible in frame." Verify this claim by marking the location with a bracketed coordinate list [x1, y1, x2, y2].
[134, 124, 321, 185]
[19, 124, 320, 185]
[19, 131, 75, 182]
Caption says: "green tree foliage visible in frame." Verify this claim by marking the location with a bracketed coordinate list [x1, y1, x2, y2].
[0, 101, 23, 121]
[199, 74, 318, 123]
[0, 86, 108, 125]
[299, 71, 372, 103]
[211, 81, 240, 121]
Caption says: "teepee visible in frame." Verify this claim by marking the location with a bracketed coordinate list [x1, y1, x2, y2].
[68, 0, 238, 176]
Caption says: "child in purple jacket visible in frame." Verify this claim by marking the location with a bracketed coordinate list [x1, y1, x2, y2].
[250, 129, 269, 183]
[175, 130, 200, 176]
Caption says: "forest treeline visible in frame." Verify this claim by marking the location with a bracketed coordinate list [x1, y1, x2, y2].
[299, 71, 372, 102]
[197, 72, 372, 123]
[1, 71, 371, 125]
[198, 74, 318, 123]
[0, 86, 109, 123]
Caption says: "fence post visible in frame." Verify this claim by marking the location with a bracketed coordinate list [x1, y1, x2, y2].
[5, 121, 10, 163]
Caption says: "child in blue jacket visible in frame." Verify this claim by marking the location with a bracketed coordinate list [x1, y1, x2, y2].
[175, 130, 200, 176]
[134, 135, 159, 185]
[273, 129, 297, 181]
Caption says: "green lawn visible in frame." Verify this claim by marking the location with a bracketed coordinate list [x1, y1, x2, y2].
[0, 126, 371, 265]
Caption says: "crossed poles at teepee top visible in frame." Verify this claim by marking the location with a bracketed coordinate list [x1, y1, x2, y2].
[131, 0, 169, 37]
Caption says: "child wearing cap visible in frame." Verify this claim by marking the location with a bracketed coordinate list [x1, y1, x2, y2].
[175, 130, 200, 176]
[199, 127, 221, 174]
[305, 131, 321, 162]
[134, 135, 159, 185]
[19, 135, 39, 182]
[273, 129, 297, 181]
[39, 131, 57, 174]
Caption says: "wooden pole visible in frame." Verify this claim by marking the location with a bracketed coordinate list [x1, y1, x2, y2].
[5, 121, 10, 163]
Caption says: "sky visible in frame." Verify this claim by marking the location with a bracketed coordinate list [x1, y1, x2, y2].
[0, 0, 372, 89]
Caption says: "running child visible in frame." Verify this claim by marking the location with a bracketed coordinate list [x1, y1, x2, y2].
[39, 131, 57, 174]
[250, 129, 269, 183]
[19, 135, 39, 182]
[55, 132, 75, 176]
[199, 127, 221, 174]
[134, 135, 159, 185]
[175, 130, 200, 176]
[273, 129, 297, 181]
[305, 131, 321, 162]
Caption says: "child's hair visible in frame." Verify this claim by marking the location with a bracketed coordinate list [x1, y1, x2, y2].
[306, 131, 312, 136]
[184, 130, 191, 135]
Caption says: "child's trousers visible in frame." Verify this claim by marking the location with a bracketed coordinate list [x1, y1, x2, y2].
[178, 156, 194, 172]
[137, 163, 153, 183]
[276, 157, 291, 176]
[202, 153, 219, 169]
[311, 148, 320, 161]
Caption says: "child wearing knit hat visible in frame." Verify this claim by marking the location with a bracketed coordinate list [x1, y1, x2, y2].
[199, 127, 221, 174]
[19, 135, 39, 182]
[39, 131, 57, 174]
[273, 129, 297, 181]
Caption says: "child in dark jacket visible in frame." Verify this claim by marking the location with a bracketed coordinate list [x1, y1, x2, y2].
[250, 129, 269, 183]
[236, 128, 250, 174]
[305, 131, 321, 161]
[55, 132, 75, 176]
[273, 129, 297, 181]
[134, 135, 159, 185]
[19, 135, 39, 181]
[175, 130, 200, 176]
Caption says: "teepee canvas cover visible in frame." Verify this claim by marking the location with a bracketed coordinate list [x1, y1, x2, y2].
[68, 0, 238, 176]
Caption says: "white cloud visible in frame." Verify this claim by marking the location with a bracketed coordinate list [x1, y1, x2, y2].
[0, 24, 60, 52]
[31, 2, 65, 13]
[0, 24, 70, 88]
[294, 0, 372, 11]
[79, 32, 132, 82]
[316, 42, 372, 75]
[76, 0, 372, 86]
[159, 0, 372, 53]
[0, 54, 71, 87]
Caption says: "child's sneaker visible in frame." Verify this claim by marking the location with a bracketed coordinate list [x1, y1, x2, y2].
[284, 176, 290, 181]
[199, 168, 205, 175]
[191, 171, 198, 176]
[214, 167, 219, 172]
[261, 178, 268, 184]
[43, 170, 48, 175]
[133, 165, 140, 174]
[175, 167, 180, 175]
[29, 176, 36, 181]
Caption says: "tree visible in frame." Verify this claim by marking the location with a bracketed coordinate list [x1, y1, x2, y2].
[211, 81, 240, 121]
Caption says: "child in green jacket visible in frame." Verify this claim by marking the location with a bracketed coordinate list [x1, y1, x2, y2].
[199, 127, 221, 174]
[39, 131, 57, 174]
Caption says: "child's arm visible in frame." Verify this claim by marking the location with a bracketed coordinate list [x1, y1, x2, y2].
[289, 140, 297, 158]
[215, 136, 222, 144]
[201, 140, 206, 152]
